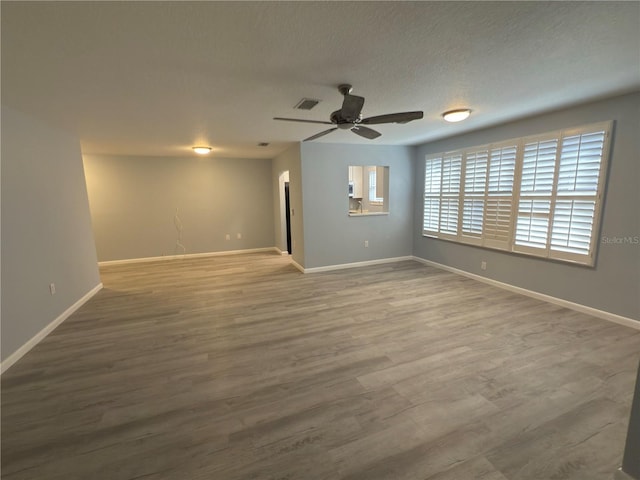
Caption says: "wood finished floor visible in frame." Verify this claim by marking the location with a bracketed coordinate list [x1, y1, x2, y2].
[2, 252, 639, 480]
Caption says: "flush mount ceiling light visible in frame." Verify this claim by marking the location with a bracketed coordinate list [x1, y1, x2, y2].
[192, 146, 212, 155]
[442, 109, 471, 123]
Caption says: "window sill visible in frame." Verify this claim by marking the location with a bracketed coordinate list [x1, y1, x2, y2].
[420, 233, 594, 267]
[348, 212, 389, 217]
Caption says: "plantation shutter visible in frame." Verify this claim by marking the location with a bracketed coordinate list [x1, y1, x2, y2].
[421, 121, 611, 266]
[460, 149, 488, 245]
[423, 156, 442, 234]
[439, 153, 462, 238]
[484, 144, 517, 250]
[549, 128, 607, 262]
[514, 137, 559, 256]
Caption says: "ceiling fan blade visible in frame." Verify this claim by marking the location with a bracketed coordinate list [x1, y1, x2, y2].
[304, 128, 338, 142]
[360, 111, 424, 125]
[340, 94, 365, 121]
[273, 117, 334, 125]
[351, 125, 381, 140]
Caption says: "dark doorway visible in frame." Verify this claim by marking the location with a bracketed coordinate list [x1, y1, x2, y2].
[284, 182, 292, 254]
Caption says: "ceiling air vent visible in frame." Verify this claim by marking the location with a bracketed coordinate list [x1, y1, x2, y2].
[294, 98, 320, 110]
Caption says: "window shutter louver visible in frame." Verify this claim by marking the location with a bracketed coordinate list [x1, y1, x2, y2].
[556, 132, 604, 196]
[423, 197, 440, 233]
[423, 157, 442, 234]
[548, 129, 606, 261]
[550, 200, 596, 255]
[519, 139, 558, 195]
[461, 149, 488, 244]
[515, 199, 551, 251]
[484, 145, 517, 249]
[439, 154, 462, 237]
[514, 138, 558, 254]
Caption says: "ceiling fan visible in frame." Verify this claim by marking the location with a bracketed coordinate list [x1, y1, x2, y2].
[274, 84, 424, 142]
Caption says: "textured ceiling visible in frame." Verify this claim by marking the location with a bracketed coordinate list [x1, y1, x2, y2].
[2, 1, 639, 159]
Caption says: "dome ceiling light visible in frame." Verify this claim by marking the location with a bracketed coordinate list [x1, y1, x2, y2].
[442, 109, 471, 123]
[192, 146, 212, 155]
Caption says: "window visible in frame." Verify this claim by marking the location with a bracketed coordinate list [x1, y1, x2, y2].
[422, 121, 611, 266]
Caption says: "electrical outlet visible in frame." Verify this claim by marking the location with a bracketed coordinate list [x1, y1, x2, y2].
[49, 283, 56, 295]
[364, 240, 369, 248]
[225, 234, 230, 241]
[481, 261, 487, 270]
[237, 233, 242, 239]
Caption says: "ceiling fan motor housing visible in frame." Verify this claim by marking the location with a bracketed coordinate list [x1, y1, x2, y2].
[337, 84, 353, 96]
[331, 110, 358, 128]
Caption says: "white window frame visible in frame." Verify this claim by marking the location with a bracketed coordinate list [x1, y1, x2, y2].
[421, 121, 612, 266]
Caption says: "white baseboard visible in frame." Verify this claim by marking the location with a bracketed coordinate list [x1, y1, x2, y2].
[274, 247, 290, 256]
[412, 256, 640, 331]
[98, 247, 279, 266]
[302, 256, 414, 274]
[291, 259, 305, 273]
[1, 282, 103, 375]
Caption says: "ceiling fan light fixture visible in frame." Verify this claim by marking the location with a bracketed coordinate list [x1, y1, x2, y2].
[442, 109, 471, 123]
[192, 146, 212, 155]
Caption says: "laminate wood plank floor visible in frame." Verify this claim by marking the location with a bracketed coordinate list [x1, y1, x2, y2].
[2, 253, 639, 480]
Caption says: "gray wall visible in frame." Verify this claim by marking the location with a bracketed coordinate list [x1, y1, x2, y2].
[1, 106, 101, 363]
[272, 144, 305, 266]
[84, 154, 275, 262]
[300, 143, 413, 269]
[413, 92, 640, 320]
